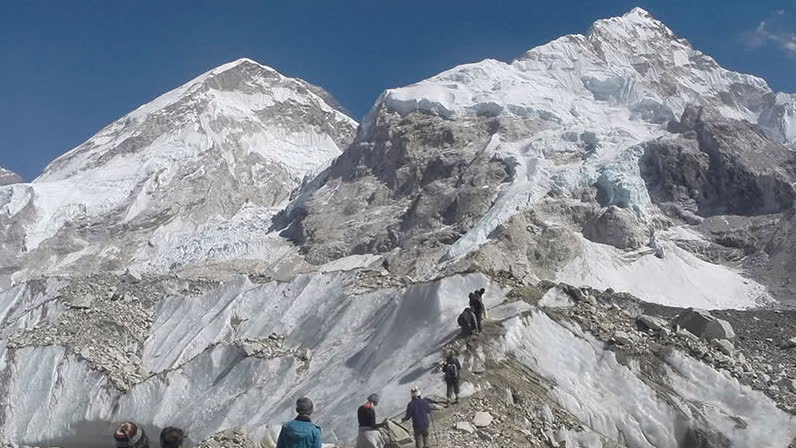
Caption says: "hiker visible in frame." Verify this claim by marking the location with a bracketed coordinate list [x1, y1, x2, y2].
[401, 387, 432, 448]
[457, 306, 478, 337]
[357, 393, 386, 448]
[160, 427, 184, 448]
[469, 291, 485, 332]
[113, 422, 149, 448]
[476, 287, 488, 320]
[276, 397, 322, 448]
[441, 350, 462, 404]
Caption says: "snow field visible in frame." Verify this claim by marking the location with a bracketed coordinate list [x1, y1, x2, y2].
[0, 272, 520, 444]
[501, 312, 796, 447]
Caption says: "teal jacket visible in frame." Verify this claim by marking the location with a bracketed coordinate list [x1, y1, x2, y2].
[276, 416, 322, 448]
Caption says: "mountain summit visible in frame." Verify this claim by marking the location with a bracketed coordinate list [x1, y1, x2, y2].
[0, 58, 356, 279]
[283, 7, 795, 307]
[1, 9, 795, 448]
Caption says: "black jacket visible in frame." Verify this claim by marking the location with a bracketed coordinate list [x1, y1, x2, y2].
[358, 404, 377, 428]
[469, 294, 484, 315]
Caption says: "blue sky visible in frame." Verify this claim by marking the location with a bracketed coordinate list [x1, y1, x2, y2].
[1, 0, 794, 180]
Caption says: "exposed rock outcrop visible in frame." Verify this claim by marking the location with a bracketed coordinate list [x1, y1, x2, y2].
[280, 113, 526, 264]
[582, 205, 649, 249]
[0, 167, 21, 186]
[642, 106, 796, 218]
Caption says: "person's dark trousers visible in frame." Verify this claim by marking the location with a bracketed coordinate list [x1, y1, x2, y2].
[414, 427, 430, 448]
[475, 311, 483, 331]
[445, 379, 459, 402]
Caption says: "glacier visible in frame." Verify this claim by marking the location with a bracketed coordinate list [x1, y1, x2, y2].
[1, 6, 795, 448]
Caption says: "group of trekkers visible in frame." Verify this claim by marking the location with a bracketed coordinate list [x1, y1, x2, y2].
[110, 288, 484, 448]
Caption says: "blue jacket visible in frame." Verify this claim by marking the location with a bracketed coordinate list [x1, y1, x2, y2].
[276, 416, 322, 448]
[403, 397, 432, 430]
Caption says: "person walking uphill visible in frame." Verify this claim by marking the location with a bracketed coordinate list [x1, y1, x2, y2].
[402, 387, 432, 448]
[468, 291, 485, 332]
[441, 350, 462, 404]
[357, 393, 386, 448]
[276, 397, 322, 448]
[458, 306, 478, 338]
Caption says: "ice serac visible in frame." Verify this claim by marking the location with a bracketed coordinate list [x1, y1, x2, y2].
[0, 167, 22, 186]
[282, 8, 791, 308]
[0, 58, 357, 279]
[759, 92, 796, 150]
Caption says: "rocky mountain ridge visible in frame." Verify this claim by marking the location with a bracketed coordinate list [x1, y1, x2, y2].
[1, 7, 795, 448]
[0, 59, 357, 285]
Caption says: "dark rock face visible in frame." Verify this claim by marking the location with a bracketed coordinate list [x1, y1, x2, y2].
[640, 106, 796, 303]
[641, 106, 796, 218]
[582, 205, 648, 249]
[0, 167, 22, 186]
[694, 211, 796, 302]
[280, 109, 531, 264]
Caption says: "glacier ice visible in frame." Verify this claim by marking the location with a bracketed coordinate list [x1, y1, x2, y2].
[500, 312, 796, 447]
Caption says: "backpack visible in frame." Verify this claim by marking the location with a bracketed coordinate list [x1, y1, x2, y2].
[444, 360, 459, 380]
[457, 312, 469, 329]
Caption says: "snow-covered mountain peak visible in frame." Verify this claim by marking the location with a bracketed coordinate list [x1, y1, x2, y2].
[587, 7, 672, 40]
[379, 8, 776, 127]
[0, 59, 357, 277]
[39, 58, 355, 183]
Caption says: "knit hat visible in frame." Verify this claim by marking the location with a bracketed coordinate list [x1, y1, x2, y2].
[160, 427, 184, 448]
[296, 397, 314, 416]
[113, 422, 149, 448]
[411, 387, 421, 397]
[368, 393, 380, 404]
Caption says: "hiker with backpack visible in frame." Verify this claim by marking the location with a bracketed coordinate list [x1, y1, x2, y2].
[401, 387, 432, 448]
[457, 306, 478, 338]
[276, 397, 322, 448]
[468, 291, 485, 332]
[440, 350, 462, 404]
[357, 393, 386, 448]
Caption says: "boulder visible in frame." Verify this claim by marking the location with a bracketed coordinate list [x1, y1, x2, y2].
[473, 411, 493, 428]
[672, 308, 735, 340]
[636, 315, 667, 332]
[476, 430, 494, 442]
[67, 293, 95, 309]
[712, 339, 734, 356]
[612, 331, 633, 346]
[783, 337, 796, 349]
[454, 421, 476, 433]
[582, 206, 649, 250]
[382, 419, 413, 446]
